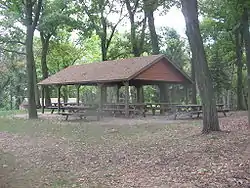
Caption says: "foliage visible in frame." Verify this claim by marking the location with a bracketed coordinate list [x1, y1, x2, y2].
[159, 26, 189, 67]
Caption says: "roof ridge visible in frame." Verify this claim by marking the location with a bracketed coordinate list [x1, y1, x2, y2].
[72, 54, 164, 67]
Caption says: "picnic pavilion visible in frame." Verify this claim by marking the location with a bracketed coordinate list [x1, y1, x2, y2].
[38, 54, 193, 119]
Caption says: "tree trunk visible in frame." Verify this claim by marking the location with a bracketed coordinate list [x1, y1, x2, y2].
[235, 30, 245, 110]
[34, 67, 41, 108]
[191, 58, 197, 104]
[26, 18, 38, 118]
[15, 82, 21, 109]
[24, 0, 42, 119]
[101, 39, 107, 61]
[242, 6, 250, 127]
[181, 0, 219, 133]
[40, 32, 51, 106]
[125, 0, 146, 57]
[127, 9, 140, 57]
[146, 11, 160, 54]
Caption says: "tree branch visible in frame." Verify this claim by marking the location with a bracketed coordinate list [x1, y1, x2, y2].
[133, 0, 140, 14]
[81, 3, 101, 34]
[32, 0, 43, 29]
[0, 39, 25, 45]
[106, 4, 126, 49]
[0, 48, 26, 55]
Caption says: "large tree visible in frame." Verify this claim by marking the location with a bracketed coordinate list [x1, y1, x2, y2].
[200, 0, 246, 110]
[181, 0, 220, 133]
[38, 0, 81, 106]
[24, 0, 43, 118]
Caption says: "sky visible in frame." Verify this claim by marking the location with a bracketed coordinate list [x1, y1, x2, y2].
[105, 6, 187, 39]
[154, 6, 186, 38]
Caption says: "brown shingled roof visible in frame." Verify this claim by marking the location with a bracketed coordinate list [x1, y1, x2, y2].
[38, 54, 192, 85]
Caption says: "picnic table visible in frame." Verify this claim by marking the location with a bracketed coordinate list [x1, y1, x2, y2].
[145, 103, 177, 115]
[102, 103, 146, 117]
[59, 105, 99, 120]
[46, 102, 94, 114]
[173, 104, 229, 120]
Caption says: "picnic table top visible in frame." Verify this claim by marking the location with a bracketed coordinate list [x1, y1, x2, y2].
[175, 104, 224, 108]
[64, 105, 97, 110]
[103, 103, 146, 107]
[103, 102, 177, 106]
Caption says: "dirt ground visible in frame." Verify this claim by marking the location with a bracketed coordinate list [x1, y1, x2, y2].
[0, 112, 250, 188]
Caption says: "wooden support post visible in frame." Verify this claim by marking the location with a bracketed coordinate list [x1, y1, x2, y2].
[76, 85, 80, 106]
[102, 85, 107, 104]
[159, 83, 168, 115]
[57, 85, 61, 113]
[136, 86, 140, 103]
[124, 81, 129, 117]
[41, 85, 45, 114]
[185, 85, 189, 104]
[116, 85, 120, 103]
[136, 85, 144, 103]
[97, 84, 103, 120]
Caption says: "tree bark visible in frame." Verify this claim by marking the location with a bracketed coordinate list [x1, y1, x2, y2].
[181, 0, 219, 133]
[125, 0, 146, 57]
[40, 32, 51, 106]
[242, 6, 250, 127]
[235, 29, 245, 110]
[25, 0, 38, 118]
[34, 67, 41, 108]
[146, 11, 160, 54]
[100, 15, 108, 61]
[191, 57, 197, 104]
[26, 26, 38, 118]
[24, 0, 42, 118]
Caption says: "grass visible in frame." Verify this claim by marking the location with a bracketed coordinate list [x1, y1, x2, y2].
[0, 109, 52, 117]
[0, 109, 26, 117]
[0, 117, 183, 144]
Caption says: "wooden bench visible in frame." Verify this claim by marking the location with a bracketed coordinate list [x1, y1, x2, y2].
[46, 106, 58, 114]
[103, 108, 123, 116]
[217, 108, 230, 117]
[102, 108, 146, 117]
[60, 112, 86, 120]
[60, 110, 99, 120]
[145, 105, 171, 115]
[186, 109, 229, 119]
[129, 108, 146, 117]
[174, 109, 230, 120]
[190, 110, 203, 118]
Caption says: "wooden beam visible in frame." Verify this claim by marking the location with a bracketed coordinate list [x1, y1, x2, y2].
[41, 85, 45, 114]
[76, 85, 80, 106]
[57, 86, 61, 113]
[124, 81, 129, 117]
